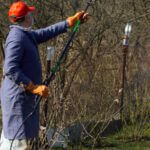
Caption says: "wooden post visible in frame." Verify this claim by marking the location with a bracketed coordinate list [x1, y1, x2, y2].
[120, 22, 132, 120]
[120, 45, 128, 120]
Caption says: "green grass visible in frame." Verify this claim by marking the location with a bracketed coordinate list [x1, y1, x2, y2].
[51, 141, 150, 150]
[111, 123, 150, 141]
[74, 123, 150, 150]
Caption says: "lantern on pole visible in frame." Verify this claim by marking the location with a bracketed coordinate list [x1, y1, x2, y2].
[46, 46, 55, 77]
[123, 22, 132, 46]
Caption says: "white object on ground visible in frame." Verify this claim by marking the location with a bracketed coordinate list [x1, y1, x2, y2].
[46, 127, 69, 149]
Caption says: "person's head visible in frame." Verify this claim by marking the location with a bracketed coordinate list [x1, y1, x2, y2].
[8, 1, 35, 27]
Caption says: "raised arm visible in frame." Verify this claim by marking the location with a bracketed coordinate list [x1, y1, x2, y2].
[31, 21, 68, 44]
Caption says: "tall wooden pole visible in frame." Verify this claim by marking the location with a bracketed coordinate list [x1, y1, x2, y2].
[43, 47, 55, 126]
[120, 23, 132, 120]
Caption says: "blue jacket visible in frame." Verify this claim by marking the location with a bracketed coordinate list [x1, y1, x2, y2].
[0, 21, 68, 139]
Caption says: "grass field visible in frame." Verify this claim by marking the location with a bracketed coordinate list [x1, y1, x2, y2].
[52, 141, 150, 150]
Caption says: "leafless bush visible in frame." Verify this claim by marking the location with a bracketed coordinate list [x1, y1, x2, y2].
[0, 0, 150, 148]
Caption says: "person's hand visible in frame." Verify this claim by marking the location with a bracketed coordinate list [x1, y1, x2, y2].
[80, 12, 89, 24]
[26, 82, 49, 98]
[67, 11, 89, 27]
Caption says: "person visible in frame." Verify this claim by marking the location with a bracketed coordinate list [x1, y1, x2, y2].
[0, 1, 88, 150]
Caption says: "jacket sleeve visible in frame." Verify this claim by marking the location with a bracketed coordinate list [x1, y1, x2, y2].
[32, 21, 69, 44]
[4, 41, 31, 86]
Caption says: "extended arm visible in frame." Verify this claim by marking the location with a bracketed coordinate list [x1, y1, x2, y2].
[32, 21, 68, 44]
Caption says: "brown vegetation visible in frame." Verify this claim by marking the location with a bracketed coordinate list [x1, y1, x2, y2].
[0, 0, 150, 148]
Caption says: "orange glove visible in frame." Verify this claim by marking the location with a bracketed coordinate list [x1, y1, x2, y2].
[26, 82, 49, 98]
[67, 11, 89, 27]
